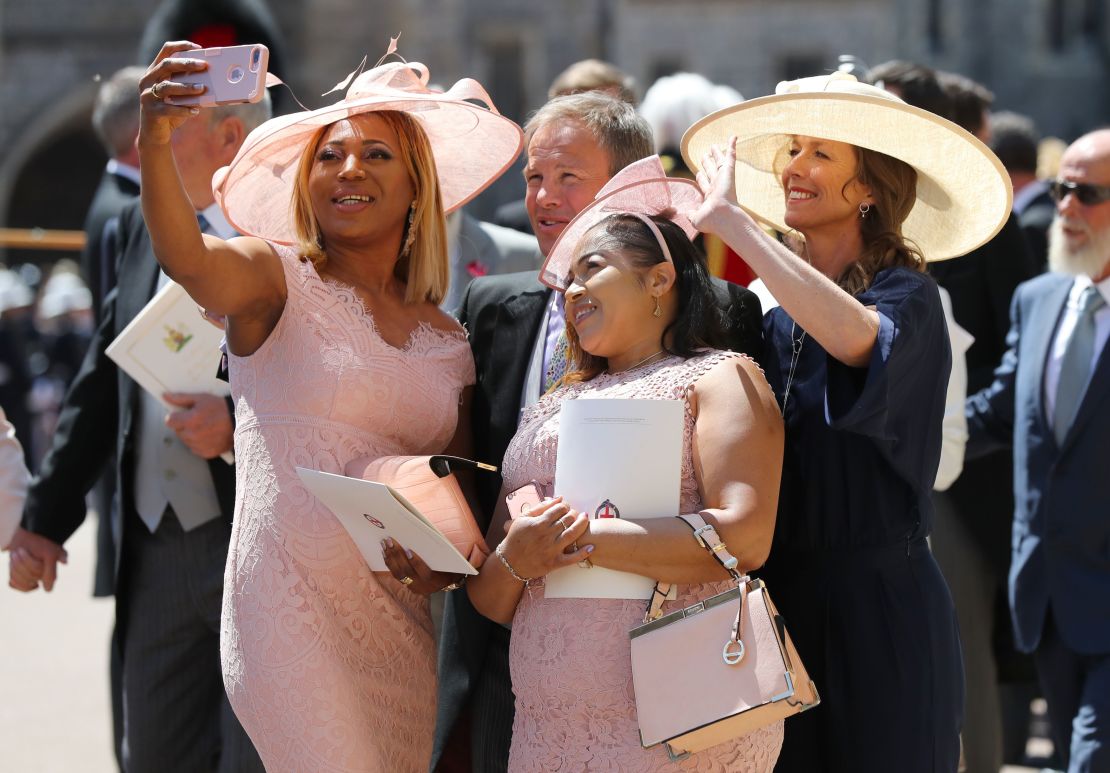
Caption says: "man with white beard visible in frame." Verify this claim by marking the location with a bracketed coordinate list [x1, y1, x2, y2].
[966, 128, 1110, 772]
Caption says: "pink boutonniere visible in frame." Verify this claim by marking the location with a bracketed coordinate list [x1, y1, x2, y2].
[466, 260, 489, 278]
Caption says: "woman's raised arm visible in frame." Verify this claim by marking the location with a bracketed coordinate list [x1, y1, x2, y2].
[690, 139, 880, 367]
[138, 41, 285, 340]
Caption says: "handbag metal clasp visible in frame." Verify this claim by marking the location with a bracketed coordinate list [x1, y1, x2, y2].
[722, 638, 745, 665]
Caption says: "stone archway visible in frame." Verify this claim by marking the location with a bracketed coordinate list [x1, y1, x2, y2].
[0, 84, 105, 266]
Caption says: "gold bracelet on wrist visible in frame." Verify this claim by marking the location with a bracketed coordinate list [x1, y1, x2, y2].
[495, 543, 532, 583]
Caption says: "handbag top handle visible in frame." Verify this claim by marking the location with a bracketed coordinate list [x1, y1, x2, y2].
[644, 513, 746, 624]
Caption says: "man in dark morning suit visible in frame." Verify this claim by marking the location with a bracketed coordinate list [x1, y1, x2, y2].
[966, 128, 1110, 773]
[79, 71, 145, 763]
[81, 66, 144, 321]
[7, 98, 271, 773]
[432, 92, 764, 772]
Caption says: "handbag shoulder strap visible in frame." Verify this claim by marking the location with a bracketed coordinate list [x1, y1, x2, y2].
[644, 513, 747, 622]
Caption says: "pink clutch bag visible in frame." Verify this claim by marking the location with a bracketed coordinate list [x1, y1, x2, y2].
[344, 455, 494, 569]
[629, 514, 820, 761]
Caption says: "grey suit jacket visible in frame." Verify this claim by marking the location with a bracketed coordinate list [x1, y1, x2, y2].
[442, 212, 540, 313]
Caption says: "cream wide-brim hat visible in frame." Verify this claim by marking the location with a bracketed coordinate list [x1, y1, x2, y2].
[680, 72, 1012, 261]
[212, 60, 524, 245]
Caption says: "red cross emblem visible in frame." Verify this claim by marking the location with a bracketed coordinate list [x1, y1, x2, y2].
[363, 514, 385, 529]
[595, 499, 620, 519]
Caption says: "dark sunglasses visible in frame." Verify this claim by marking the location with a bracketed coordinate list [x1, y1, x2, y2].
[1049, 179, 1110, 206]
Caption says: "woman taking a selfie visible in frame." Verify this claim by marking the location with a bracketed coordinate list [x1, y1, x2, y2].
[137, 41, 521, 772]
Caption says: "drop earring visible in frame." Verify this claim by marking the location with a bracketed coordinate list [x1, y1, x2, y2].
[652, 295, 662, 318]
[400, 201, 417, 257]
[858, 201, 871, 218]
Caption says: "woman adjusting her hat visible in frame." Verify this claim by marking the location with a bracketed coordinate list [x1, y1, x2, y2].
[683, 72, 1011, 772]
[137, 41, 521, 772]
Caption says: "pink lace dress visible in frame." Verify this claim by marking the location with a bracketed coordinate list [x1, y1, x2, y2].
[502, 351, 783, 772]
[221, 244, 474, 772]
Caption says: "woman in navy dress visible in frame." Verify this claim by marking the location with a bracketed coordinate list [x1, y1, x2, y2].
[682, 73, 1013, 771]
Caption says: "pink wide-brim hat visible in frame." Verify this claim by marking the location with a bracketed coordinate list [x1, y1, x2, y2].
[212, 60, 524, 245]
[539, 155, 704, 290]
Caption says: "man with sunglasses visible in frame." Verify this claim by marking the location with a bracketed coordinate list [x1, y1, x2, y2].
[967, 128, 1110, 773]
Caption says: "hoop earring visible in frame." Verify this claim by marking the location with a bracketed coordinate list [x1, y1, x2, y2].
[400, 201, 417, 258]
[858, 201, 871, 218]
[652, 295, 662, 318]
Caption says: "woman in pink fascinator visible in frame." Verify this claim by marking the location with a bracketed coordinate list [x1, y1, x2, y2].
[465, 155, 786, 771]
[135, 40, 521, 771]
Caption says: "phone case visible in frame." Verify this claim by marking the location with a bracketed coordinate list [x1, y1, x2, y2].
[169, 44, 269, 106]
[505, 481, 544, 519]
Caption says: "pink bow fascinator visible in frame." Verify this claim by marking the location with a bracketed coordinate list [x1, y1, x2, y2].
[538, 155, 704, 290]
[212, 56, 523, 244]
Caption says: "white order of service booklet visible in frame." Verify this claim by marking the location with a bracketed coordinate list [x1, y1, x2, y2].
[106, 281, 233, 463]
[106, 281, 230, 404]
[545, 398, 684, 599]
[296, 467, 479, 576]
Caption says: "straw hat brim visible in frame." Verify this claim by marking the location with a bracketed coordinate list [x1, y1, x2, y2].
[539, 177, 703, 290]
[680, 91, 1012, 261]
[213, 95, 524, 245]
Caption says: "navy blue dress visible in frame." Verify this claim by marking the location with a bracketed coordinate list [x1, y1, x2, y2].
[758, 267, 964, 772]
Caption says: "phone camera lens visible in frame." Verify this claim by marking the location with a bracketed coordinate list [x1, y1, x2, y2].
[228, 66, 245, 84]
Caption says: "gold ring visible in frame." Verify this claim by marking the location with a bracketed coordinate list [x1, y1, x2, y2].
[151, 82, 165, 100]
[400, 576, 414, 586]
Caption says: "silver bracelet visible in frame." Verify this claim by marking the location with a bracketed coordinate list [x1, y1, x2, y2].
[495, 543, 532, 583]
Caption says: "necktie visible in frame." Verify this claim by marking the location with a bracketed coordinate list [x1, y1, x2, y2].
[1053, 286, 1106, 445]
[544, 330, 568, 392]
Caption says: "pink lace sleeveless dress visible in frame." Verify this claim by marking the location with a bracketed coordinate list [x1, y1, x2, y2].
[502, 350, 783, 772]
[221, 244, 474, 772]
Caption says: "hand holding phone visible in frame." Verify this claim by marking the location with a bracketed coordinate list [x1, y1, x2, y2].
[505, 481, 544, 520]
[168, 44, 269, 107]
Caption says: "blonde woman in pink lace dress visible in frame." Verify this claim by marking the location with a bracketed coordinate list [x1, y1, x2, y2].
[468, 193, 786, 769]
[136, 43, 522, 771]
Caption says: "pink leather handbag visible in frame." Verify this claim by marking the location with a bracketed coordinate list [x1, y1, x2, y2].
[629, 514, 820, 761]
[344, 455, 495, 569]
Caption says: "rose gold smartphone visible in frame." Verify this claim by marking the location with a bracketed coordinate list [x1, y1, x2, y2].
[505, 481, 544, 519]
[169, 44, 269, 106]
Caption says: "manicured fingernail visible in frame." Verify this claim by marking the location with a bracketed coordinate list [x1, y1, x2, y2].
[190, 107, 200, 115]
[384, 538, 394, 548]
[405, 549, 413, 560]
[585, 545, 595, 553]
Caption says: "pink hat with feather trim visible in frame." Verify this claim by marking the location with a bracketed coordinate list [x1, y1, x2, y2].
[538, 155, 703, 290]
[212, 56, 523, 244]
